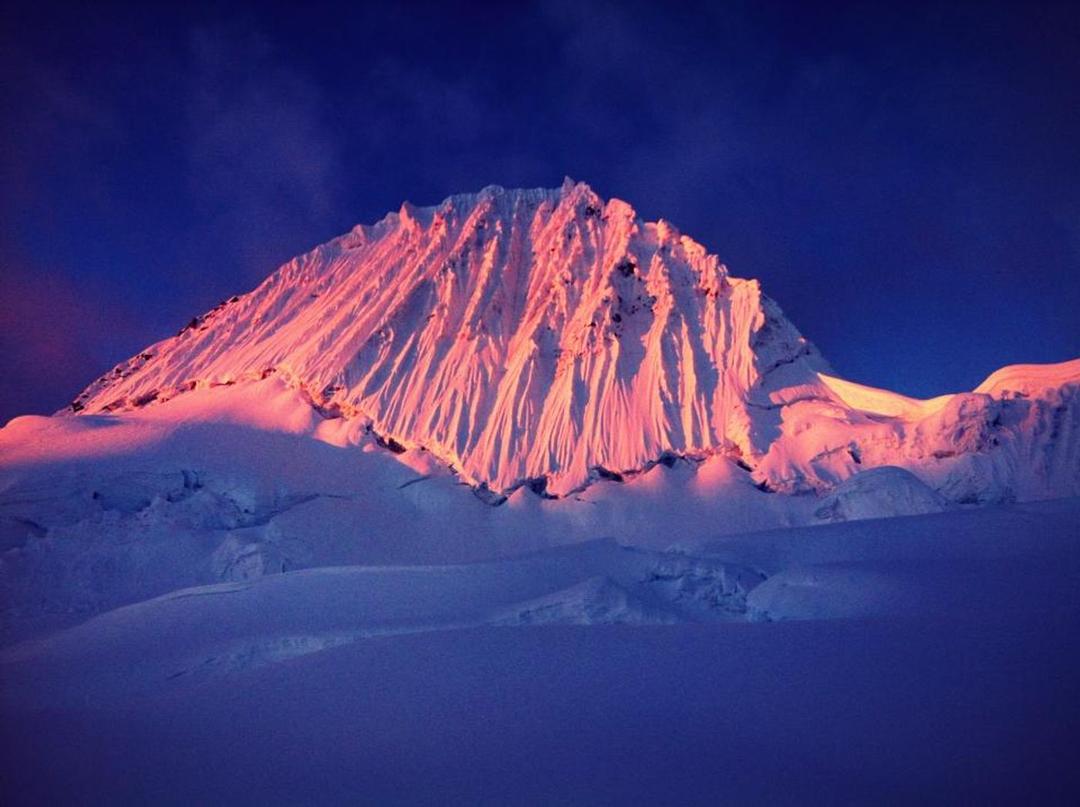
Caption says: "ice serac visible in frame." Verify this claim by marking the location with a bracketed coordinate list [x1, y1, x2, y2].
[751, 358, 1080, 503]
[70, 181, 828, 495]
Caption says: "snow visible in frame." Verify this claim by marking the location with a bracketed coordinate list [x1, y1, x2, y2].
[2, 183, 1078, 803]
[14, 372, 1074, 640]
[753, 361, 1080, 500]
[57, 183, 1080, 506]
[975, 357, 1080, 397]
[3, 380, 1078, 802]
[817, 372, 954, 419]
[63, 181, 828, 495]
[2, 499, 1078, 804]
[811, 465, 947, 522]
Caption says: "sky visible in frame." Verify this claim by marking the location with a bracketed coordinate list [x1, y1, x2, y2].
[1, 0, 1078, 423]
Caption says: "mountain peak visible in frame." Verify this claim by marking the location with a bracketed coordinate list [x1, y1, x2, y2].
[67, 182, 1079, 503]
[71, 182, 828, 494]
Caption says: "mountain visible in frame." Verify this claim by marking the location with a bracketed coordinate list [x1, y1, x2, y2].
[66, 180, 1079, 502]
[70, 179, 827, 496]
[2, 181, 1078, 630]
[4, 182, 1079, 804]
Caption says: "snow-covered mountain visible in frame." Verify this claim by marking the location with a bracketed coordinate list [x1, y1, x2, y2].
[3, 182, 1079, 804]
[66, 180, 1079, 503]
[71, 179, 826, 496]
[2, 181, 1078, 630]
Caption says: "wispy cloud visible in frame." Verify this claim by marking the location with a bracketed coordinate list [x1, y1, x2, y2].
[0, 42, 126, 222]
[184, 26, 345, 280]
[0, 252, 142, 420]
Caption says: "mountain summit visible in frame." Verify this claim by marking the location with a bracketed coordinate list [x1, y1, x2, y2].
[3, 178, 1079, 649]
[70, 181, 827, 495]
[69, 181, 1078, 501]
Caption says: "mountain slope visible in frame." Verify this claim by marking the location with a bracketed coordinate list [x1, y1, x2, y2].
[61, 182, 1080, 502]
[70, 180, 826, 495]
[5, 184, 1079, 807]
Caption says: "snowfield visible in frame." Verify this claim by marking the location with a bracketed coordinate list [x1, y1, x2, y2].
[1, 382, 1078, 803]
[3, 370, 1075, 641]
[2, 499, 1078, 804]
[2, 184, 1078, 804]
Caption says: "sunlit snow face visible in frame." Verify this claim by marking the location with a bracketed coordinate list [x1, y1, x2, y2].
[64, 183, 835, 495]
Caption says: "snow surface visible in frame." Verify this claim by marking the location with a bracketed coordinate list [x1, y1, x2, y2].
[2, 183, 1079, 804]
[2, 500, 1078, 804]
[6, 366, 1076, 640]
[2, 379, 1078, 803]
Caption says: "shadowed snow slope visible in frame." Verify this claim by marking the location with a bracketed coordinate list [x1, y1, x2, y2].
[2, 499, 1078, 804]
[60, 181, 1079, 500]
[0, 380, 811, 641]
[7, 374, 1076, 637]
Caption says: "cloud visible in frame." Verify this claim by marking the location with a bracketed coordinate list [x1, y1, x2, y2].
[184, 26, 346, 279]
[0, 252, 143, 422]
[0, 41, 126, 222]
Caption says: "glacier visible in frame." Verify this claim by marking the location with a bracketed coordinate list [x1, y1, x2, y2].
[1, 182, 1078, 805]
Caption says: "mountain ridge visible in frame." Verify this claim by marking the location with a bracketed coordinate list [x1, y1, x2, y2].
[69, 180, 830, 495]
[65, 181, 1080, 502]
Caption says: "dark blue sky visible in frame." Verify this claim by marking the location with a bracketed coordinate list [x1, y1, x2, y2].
[2, 0, 1078, 423]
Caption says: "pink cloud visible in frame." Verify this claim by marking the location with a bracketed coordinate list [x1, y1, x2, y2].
[0, 256, 142, 420]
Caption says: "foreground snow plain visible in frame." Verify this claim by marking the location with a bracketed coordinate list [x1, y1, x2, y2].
[2, 380, 1079, 804]
[2, 502, 1078, 804]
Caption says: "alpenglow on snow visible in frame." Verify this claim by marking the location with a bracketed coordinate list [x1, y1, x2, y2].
[69, 180, 1080, 501]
